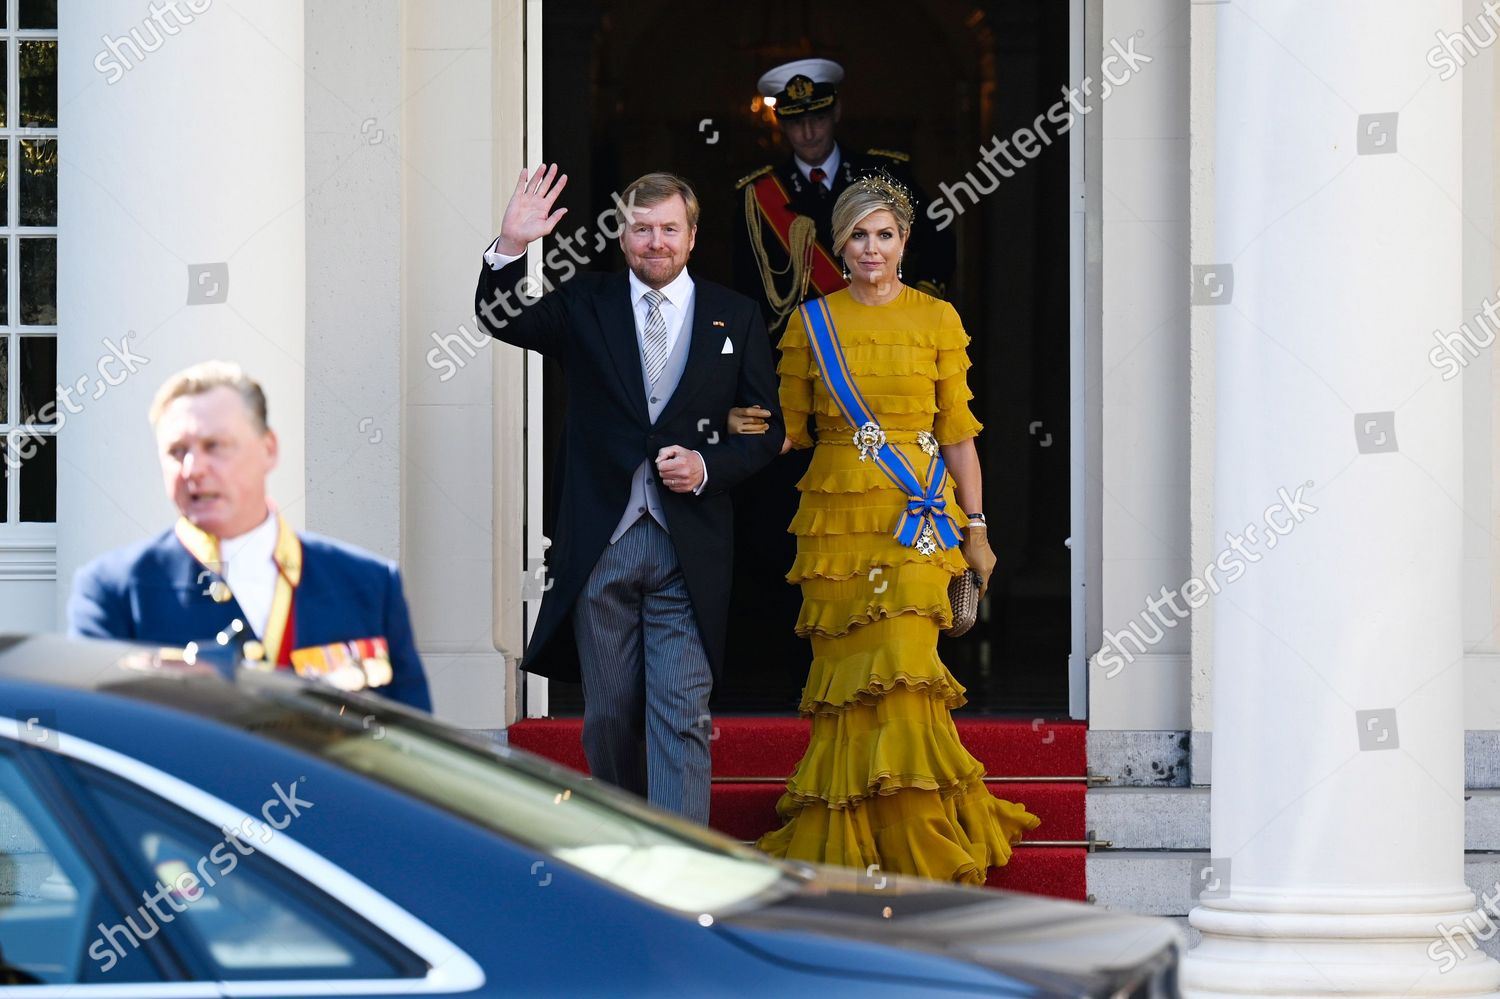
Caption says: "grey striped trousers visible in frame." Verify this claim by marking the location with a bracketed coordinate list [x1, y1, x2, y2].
[572, 515, 713, 823]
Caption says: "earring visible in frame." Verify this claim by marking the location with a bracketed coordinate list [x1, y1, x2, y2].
[898, 256, 904, 281]
[842, 259, 850, 281]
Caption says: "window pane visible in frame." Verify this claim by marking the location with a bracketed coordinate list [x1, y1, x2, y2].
[20, 139, 54, 227]
[17, 431, 53, 521]
[19, 40, 56, 128]
[0, 750, 109, 983]
[0, 137, 11, 227]
[0, 46, 8, 128]
[20, 238, 54, 325]
[19, 336, 53, 423]
[0, 337, 8, 423]
[1, 239, 9, 324]
[85, 778, 422, 980]
[19, 0, 56, 29]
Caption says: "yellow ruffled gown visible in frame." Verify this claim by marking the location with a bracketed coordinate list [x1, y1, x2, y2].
[755, 286, 1041, 885]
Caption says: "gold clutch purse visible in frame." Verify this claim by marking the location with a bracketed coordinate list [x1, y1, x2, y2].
[945, 569, 982, 638]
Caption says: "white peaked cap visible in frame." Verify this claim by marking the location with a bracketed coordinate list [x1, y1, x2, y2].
[757, 58, 846, 98]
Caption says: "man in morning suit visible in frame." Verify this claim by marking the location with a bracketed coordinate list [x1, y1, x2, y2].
[68, 361, 431, 711]
[475, 167, 784, 822]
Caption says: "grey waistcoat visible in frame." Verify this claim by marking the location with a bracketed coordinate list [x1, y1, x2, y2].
[609, 289, 697, 544]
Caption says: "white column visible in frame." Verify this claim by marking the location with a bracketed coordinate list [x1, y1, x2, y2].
[1184, 1, 1500, 995]
[1090, 0, 1193, 735]
[56, 2, 305, 612]
[399, 0, 517, 728]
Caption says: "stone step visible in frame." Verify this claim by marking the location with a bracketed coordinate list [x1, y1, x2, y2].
[1091, 852, 1500, 926]
[1087, 787, 1500, 851]
[1087, 787, 1207, 849]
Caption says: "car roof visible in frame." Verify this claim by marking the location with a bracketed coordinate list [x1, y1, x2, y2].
[0, 632, 221, 690]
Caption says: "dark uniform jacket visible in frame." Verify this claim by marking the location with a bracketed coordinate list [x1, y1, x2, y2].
[68, 528, 433, 711]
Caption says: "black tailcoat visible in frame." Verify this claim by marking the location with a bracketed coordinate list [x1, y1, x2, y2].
[475, 256, 785, 682]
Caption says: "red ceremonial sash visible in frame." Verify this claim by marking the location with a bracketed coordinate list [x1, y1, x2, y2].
[749, 173, 849, 299]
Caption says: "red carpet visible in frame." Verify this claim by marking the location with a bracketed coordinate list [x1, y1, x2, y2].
[709, 781, 1084, 842]
[508, 715, 1088, 901]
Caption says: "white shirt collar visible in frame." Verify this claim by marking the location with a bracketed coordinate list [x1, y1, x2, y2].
[628, 266, 695, 312]
[218, 508, 280, 638]
[795, 145, 841, 186]
[219, 507, 278, 563]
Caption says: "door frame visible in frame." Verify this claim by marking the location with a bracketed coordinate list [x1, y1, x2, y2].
[518, 0, 1100, 721]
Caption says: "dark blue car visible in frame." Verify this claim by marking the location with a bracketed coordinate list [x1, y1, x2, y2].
[0, 633, 1180, 997]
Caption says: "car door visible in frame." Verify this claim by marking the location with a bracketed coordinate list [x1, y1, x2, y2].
[0, 733, 478, 998]
[0, 742, 184, 988]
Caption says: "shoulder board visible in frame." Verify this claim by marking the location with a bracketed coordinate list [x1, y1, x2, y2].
[735, 165, 775, 190]
[866, 148, 910, 162]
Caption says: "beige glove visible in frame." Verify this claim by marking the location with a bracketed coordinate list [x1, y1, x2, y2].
[728, 405, 772, 435]
[961, 525, 996, 599]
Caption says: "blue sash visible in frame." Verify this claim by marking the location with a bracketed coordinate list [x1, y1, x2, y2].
[800, 297, 963, 553]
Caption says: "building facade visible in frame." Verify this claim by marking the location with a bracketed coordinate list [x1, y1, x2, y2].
[5, 0, 1500, 991]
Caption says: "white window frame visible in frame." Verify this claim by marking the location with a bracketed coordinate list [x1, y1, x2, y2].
[0, 0, 58, 573]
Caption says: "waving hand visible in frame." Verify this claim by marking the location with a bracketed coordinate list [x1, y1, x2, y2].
[493, 164, 569, 256]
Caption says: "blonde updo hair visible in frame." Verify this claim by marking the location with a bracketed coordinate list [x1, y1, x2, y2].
[830, 174, 914, 257]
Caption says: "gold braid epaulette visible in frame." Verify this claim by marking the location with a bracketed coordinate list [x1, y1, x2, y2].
[735, 165, 774, 190]
[866, 148, 910, 162]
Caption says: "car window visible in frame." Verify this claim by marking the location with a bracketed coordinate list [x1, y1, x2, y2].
[76, 773, 424, 982]
[0, 748, 163, 984]
[317, 722, 789, 914]
[105, 671, 801, 917]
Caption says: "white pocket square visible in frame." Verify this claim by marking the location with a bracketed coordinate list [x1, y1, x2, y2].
[721, 337, 734, 354]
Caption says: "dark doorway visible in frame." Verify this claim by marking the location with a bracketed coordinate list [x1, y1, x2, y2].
[538, 0, 1071, 716]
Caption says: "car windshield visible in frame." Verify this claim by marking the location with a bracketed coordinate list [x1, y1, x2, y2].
[139, 669, 798, 917]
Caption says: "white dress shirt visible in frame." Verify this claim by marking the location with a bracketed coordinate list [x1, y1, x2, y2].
[484, 240, 521, 271]
[219, 509, 280, 638]
[627, 266, 692, 360]
[794, 144, 842, 190]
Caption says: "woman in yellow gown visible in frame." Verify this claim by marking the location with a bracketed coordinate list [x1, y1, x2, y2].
[744, 175, 1039, 885]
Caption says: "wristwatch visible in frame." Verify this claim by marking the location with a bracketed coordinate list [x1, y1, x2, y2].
[966, 512, 986, 526]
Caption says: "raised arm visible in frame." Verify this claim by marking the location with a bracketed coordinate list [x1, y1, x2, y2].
[475, 164, 572, 356]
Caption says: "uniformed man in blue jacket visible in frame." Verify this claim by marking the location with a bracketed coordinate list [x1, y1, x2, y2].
[68, 360, 431, 711]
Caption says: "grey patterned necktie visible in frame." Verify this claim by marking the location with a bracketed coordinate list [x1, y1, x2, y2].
[641, 289, 669, 386]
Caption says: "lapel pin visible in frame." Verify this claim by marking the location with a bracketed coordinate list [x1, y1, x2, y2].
[712, 320, 726, 327]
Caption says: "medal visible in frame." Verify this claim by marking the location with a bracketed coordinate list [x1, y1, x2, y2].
[327, 663, 368, 691]
[916, 522, 937, 557]
[853, 420, 886, 462]
[362, 656, 393, 688]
